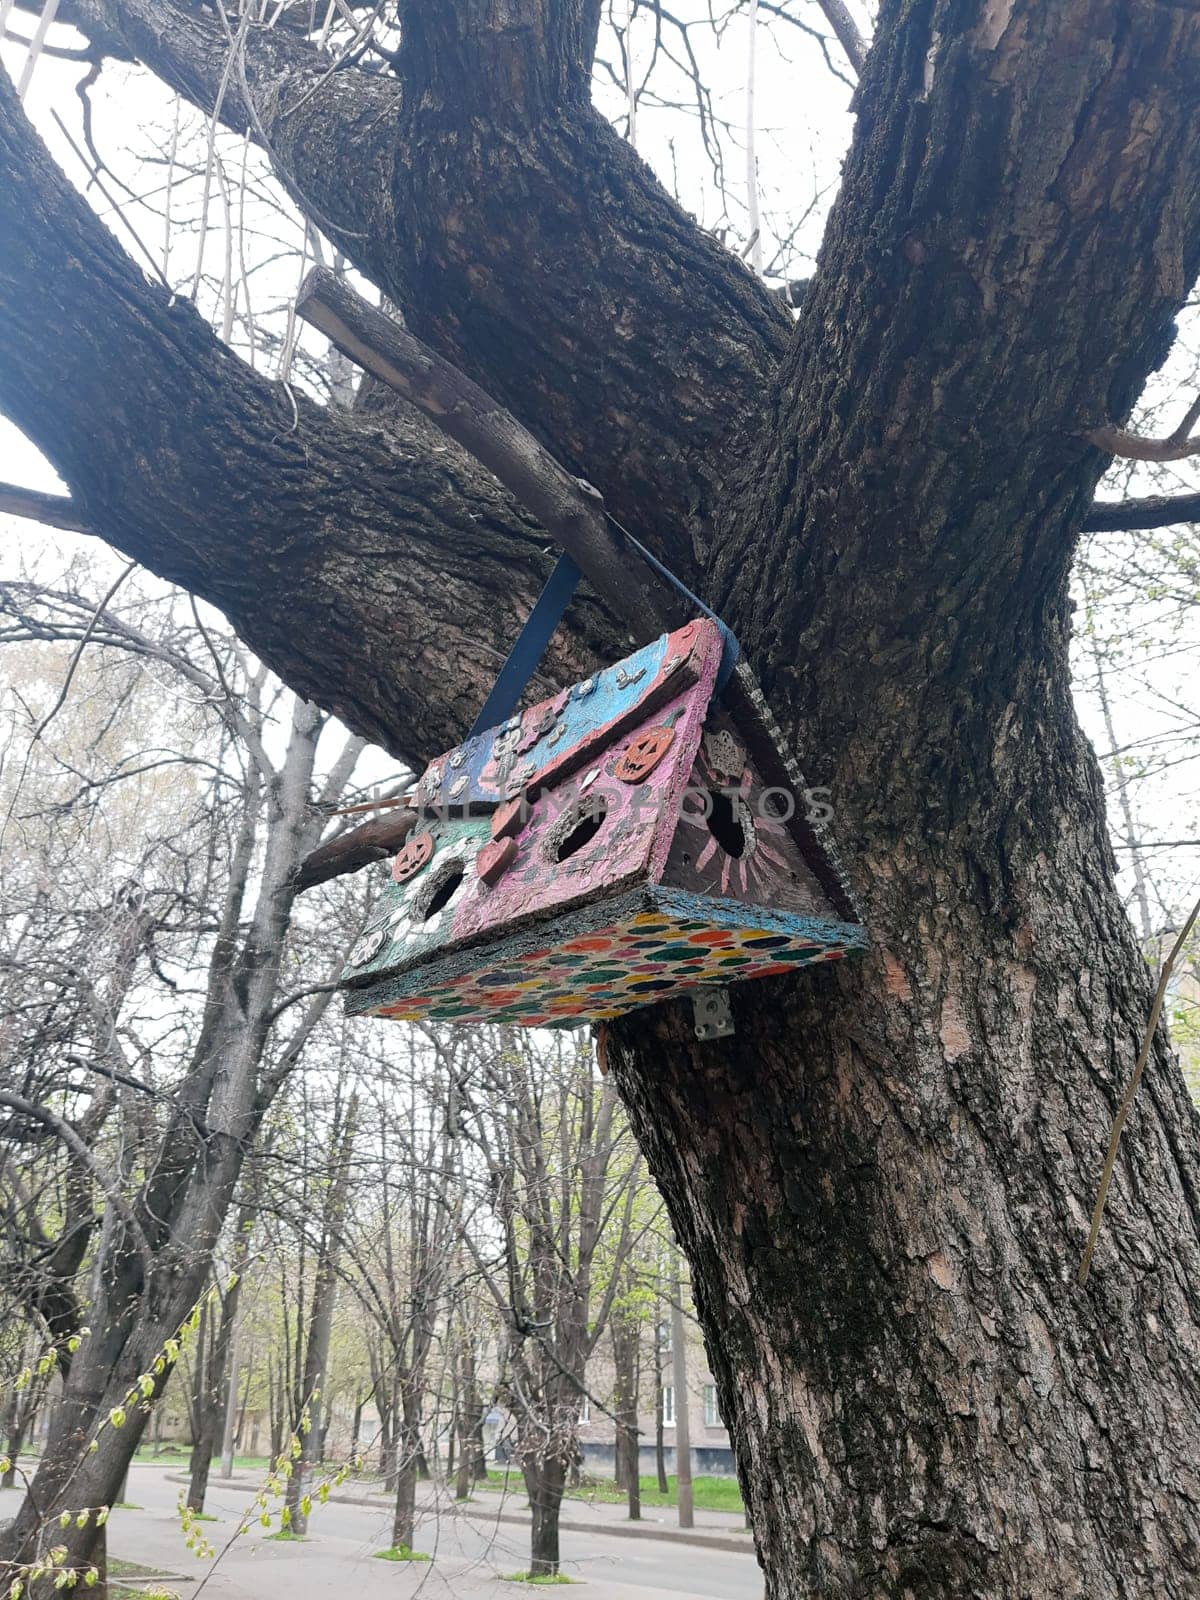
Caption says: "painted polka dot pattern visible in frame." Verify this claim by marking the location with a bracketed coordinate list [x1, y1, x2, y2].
[362, 910, 848, 1028]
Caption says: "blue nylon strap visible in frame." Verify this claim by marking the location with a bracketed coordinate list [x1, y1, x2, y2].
[467, 523, 743, 739]
[468, 552, 583, 738]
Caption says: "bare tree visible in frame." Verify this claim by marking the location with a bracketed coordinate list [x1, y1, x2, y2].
[0, 577, 366, 1584]
[5, 3, 1200, 1592]
[454, 1030, 641, 1577]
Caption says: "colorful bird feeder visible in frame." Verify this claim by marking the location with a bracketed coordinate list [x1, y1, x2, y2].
[339, 618, 863, 1032]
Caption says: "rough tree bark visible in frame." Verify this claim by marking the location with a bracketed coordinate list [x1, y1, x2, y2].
[5, 1, 1200, 1595]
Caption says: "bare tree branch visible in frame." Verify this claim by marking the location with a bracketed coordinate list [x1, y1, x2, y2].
[1082, 490, 1200, 532]
[1089, 422, 1200, 462]
[0, 1089, 153, 1267]
[813, 0, 865, 74]
[295, 266, 670, 642]
[0, 482, 89, 533]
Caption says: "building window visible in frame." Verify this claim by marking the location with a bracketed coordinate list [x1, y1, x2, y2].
[656, 1319, 672, 1355]
[703, 1385, 721, 1427]
[578, 1395, 590, 1424]
[661, 1385, 675, 1427]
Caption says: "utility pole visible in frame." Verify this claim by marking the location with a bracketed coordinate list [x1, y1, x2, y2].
[670, 1252, 693, 1529]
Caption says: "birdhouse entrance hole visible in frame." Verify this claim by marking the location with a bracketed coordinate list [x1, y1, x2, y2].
[421, 861, 465, 920]
[553, 795, 610, 862]
[699, 790, 749, 859]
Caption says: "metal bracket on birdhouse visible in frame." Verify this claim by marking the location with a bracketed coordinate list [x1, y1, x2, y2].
[692, 988, 735, 1041]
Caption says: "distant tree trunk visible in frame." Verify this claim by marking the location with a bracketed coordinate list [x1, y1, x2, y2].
[188, 1209, 252, 1511]
[0, 1367, 46, 1490]
[524, 1457, 568, 1579]
[383, 1381, 401, 1492]
[610, 1307, 641, 1519]
[268, 1352, 284, 1465]
[218, 1318, 243, 1478]
[669, 1258, 693, 1529]
[287, 1094, 358, 1534]
[349, 1387, 364, 1468]
[185, 1297, 213, 1509]
[390, 1394, 422, 1552]
[653, 1327, 668, 1496]
[463, 1346, 486, 1483]
[1, 1392, 20, 1489]
[453, 1419, 470, 1502]
[453, 1346, 481, 1500]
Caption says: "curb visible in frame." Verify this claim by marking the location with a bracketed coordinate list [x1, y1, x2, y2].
[161, 1473, 753, 1556]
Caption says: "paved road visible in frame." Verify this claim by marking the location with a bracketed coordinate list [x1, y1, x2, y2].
[98, 1465, 765, 1600]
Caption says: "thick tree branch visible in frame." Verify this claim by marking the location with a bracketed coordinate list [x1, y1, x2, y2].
[395, 0, 604, 115]
[297, 267, 671, 641]
[0, 67, 612, 765]
[62, 0, 791, 588]
[1088, 422, 1200, 463]
[1082, 490, 1200, 532]
[294, 806, 417, 891]
[0, 482, 89, 533]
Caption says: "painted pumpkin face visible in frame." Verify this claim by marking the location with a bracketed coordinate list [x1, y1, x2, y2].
[614, 725, 675, 782]
[392, 830, 435, 883]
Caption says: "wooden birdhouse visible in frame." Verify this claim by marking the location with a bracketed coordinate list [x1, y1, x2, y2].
[339, 619, 863, 1032]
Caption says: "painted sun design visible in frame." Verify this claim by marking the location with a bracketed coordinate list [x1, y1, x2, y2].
[675, 736, 796, 899]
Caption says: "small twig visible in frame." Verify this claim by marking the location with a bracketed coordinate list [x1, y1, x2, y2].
[1078, 893, 1200, 1285]
[1169, 391, 1200, 443]
[50, 110, 172, 291]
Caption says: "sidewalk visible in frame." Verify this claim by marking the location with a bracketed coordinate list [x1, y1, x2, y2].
[162, 1468, 754, 1555]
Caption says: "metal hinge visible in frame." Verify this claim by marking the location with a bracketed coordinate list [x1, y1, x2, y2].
[692, 987, 734, 1041]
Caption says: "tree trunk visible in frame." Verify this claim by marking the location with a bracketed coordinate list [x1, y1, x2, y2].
[1, 1392, 19, 1490]
[0, 1371, 44, 1490]
[653, 1332, 669, 1497]
[383, 1383, 401, 1494]
[287, 1095, 358, 1535]
[390, 1403, 422, 1553]
[218, 1320, 241, 1479]
[453, 1344, 484, 1500]
[185, 1297, 215, 1512]
[524, 1459, 567, 1580]
[669, 1258, 693, 1530]
[349, 1388, 364, 1470]
[610, 1307, 641, 1519]
[454, 1418, 471, 1502]
[188, 1212, 251, 1511]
